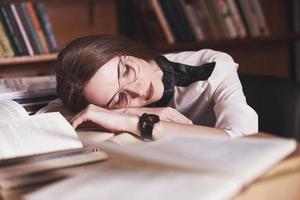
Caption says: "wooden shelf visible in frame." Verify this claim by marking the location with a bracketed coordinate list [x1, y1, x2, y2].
[0, 54, 57, 66]
[151, 33, 300, 53]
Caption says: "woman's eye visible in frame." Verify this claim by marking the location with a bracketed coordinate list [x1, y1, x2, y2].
[115, 92, 124, 107]
[123, 64, 130, 78]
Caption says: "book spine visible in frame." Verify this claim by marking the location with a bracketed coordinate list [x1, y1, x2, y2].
[234, 0, 250, 36]
[0, 40, 4, 58]
[20, 3, 45, 54]
[139, 0, 168, 44]
[33, 2, 59, 53]
[0, 19, 14, 57]
[203, 0, 226, 39]
[194, 0, 217, 40]
[0, 4, 26, 56]
[26, 2, 49, 53]
[158, 0, 182, 42]
[10, 3, 34, 56]
[181, 1, 205, 41]
[225, 0, 247, 38]
[238, 0, 260, 37]
[14, 3, 39, 55]
[212, 0, 238, 39]
[173, 0, 196, 41]
[150, 0, 175, 44]
[250, 0, 270, 36]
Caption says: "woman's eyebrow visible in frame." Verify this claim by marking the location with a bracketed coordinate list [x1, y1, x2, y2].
[105, 57, 122, 108]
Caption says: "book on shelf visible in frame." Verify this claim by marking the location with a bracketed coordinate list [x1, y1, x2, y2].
[14, 3, 37, 55]
[0, 2, 58, 58]
[26, 2, 50, 54]
[34, 2, 59, 53]
[150, 0, 175, 44]
[237, 0, 262, 37]
[18, 2, 46, 55]
[172, 0, 196, 42]
[0, 8, 14, 58]
[197, 0, 222, 39]
[0, 75, 56, 114]
[213, 0, 238, 39]
[138, 0, 270, 44]
[0, 4, 28, 56]
[0, 99, 84, 160]
[158, 0, 183, 42]
[225, 0, 247, 38]
[11, 3, 36, 56]
[180, 0, 205, 41]
[25, 134, 297, 200]
[250, 0, 269, 36]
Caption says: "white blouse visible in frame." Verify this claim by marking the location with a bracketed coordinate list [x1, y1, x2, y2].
[164, 49, 258, 138]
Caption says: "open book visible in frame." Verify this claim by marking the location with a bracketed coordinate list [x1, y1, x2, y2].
[0, 99, 108, 196]
[0, 99, 83, 160]
[26, 134, 297, 200]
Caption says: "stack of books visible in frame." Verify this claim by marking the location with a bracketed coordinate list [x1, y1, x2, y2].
[143, 0, 270, 44]
[0, 75, 57, 114]
[0, 2, 59, 58]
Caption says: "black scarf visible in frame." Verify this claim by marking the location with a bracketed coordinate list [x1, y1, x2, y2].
[151, 56, 215, 107]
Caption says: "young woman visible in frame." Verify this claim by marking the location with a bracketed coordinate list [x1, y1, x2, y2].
[55, 34, 258, 140]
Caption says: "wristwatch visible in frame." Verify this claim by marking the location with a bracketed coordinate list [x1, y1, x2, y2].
[139, 113, 160, 141]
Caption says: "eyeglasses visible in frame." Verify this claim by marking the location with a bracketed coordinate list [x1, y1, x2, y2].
[107, 55, 140, 109]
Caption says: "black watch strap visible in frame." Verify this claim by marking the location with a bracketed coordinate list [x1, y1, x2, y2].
[139, 113, 160, 141]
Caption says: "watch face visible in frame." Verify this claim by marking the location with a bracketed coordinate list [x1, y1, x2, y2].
[145, 114, 160, 123]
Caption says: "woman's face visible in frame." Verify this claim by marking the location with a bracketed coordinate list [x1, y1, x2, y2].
[84, 55, 164, 109]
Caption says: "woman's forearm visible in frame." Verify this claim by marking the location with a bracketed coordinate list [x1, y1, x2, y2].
[125, 115, 228, 140]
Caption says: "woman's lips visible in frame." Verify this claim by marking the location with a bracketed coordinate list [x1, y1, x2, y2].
[146, 82, 154, 101]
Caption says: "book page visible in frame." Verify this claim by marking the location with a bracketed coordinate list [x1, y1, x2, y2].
[25, 135, 296, 200]
[0, 100, 28, 122]
[0, 112, 82, 159]
[25, 160, 242, 200]
[100, 134, 296, 184]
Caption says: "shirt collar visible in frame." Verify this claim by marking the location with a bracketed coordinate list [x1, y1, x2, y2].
[150, 56, 215, 107]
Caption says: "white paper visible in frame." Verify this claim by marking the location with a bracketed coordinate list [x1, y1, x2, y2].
[25, 161, 242, 200]
[0, 112, 82, 159]
[101, 135, 297, 183]
[0, 100, 28, 122]
[25, 134, 296, 200]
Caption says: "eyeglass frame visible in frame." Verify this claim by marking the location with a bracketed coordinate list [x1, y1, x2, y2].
[106, 55, 141, 110]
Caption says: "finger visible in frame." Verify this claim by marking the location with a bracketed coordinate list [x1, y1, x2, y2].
[71, 117, 83, 129]
[71, 113, 88, 129]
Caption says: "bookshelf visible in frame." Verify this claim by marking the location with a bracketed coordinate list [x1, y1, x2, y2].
[0, 0, 299, 81]
[0, 53, 57, 66]
[0, 0, 118, 78]
[120, 0, 298, 80]
[151, 33, 300, 53]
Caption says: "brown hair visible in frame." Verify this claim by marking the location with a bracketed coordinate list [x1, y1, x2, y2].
[56, 34, 159, 112]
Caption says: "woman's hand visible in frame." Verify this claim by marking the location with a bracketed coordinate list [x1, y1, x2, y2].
[70, 104, 138, 133]
[113, 107, 193, 125]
